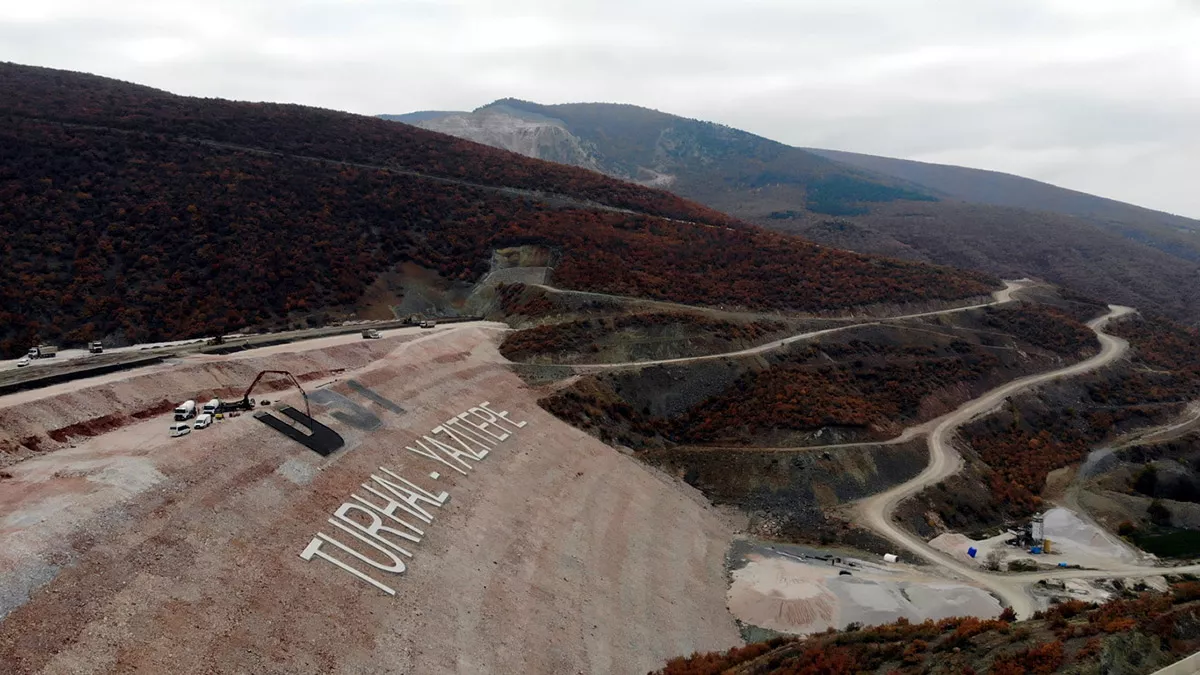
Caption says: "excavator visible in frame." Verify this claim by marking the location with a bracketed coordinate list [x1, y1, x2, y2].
[216, 370, 311, 419]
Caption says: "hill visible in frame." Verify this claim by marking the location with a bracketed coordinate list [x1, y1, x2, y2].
[659, 583, 1200, 675]
[408, 100, 939, 216]
[0, 63, 995, 357]
[397, 101, 1200, 323]
[808, 147, 1200, 265]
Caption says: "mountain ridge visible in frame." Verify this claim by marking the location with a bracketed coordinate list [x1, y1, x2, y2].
[391, 100, 1200, 323]
[0, 62, 995, 356]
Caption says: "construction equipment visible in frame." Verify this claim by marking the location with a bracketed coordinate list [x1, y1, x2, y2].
[217, 370, 310, 418]
[88, 341, 104, 354]
[27, 345, 57, 359]
[174, 400, 197, 421]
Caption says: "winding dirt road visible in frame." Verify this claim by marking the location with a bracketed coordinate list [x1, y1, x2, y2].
[853, 305, 1200, 618]
[540, 280, 1200, 618]
[571, 280, 1026, 371]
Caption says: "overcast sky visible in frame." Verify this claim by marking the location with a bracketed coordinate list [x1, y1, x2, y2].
[3, 0, 1198, 218]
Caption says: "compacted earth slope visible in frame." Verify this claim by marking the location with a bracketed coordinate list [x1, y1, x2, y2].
[0, 326, 741, 673]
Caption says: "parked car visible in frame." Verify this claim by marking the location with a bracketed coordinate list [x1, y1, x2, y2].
[193, 413, 213, 430]
[169, 422, 192, 438]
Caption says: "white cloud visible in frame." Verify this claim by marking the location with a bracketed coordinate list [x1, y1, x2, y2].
[0, 0, 1197, 217]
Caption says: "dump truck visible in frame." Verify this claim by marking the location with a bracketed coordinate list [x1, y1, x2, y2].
[88, 341, 104, 354]
[27, 345, 57, 359]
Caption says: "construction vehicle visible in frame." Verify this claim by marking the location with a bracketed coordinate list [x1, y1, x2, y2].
[419, 319, 437, 329]
[361, 329, 382, 339]
[27, 345, 57, 359]
[216, 370, 310, 417]
[174, 400, 197, 421]
[88, 341, 104, 354]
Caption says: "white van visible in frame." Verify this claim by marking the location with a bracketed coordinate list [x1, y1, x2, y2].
[193, 413, 213, 430]
[169, 422, 192, 438]
[202, 399, 221, 416]
[174, 400, 197, 421]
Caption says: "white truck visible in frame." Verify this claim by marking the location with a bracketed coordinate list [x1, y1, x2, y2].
[88, 341, 104, 354]
[419, 319, 437, 329]
[174, 400, 197, 421]
[361, 329, 382, 339]
[27, 345, 58, 359]
[202, 399, 221, 416]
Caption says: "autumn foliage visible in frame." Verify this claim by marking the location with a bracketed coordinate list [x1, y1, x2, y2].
[671, 345, 999, 443]
[0, 63, 996, 356]
[499, 312, 786, 362]
[658, 587, 1200, 674]
[960, 313, 1200, 518]
[982, 304, 1099, 356]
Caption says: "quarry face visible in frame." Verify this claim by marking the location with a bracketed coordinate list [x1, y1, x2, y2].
[0, 326, 741, 674]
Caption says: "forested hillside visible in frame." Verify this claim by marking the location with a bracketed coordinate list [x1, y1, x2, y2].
[809, 147, 1200, 265]
[660, 583, 1200, 675]
[410, 99, 938, 217]
[399, 101, 1200, 323]
[0, 63, 995, 356]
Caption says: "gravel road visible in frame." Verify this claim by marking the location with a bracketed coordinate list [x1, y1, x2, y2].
[853, 305, 1200, 618]
[572, 279, 1025, 371]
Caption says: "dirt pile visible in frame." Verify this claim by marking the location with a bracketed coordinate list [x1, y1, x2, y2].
[0, 326, 741, 673]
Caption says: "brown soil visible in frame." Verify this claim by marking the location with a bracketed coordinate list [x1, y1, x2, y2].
[0, 325, 741, 673]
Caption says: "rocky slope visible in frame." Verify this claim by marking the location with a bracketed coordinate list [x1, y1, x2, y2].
[393, 101, 1200, 323]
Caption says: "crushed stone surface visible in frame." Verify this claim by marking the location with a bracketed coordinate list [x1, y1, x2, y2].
[0, 325, 741, 673]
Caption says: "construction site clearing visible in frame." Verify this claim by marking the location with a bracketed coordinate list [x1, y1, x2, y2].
[0, 314, 466, 397]
[0, 315, 1195, 673]
[0, 322, 740, 673]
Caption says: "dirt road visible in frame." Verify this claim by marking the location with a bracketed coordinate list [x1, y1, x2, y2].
[856, 306, 1148, 618]
[572, 280, 1027, 371]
